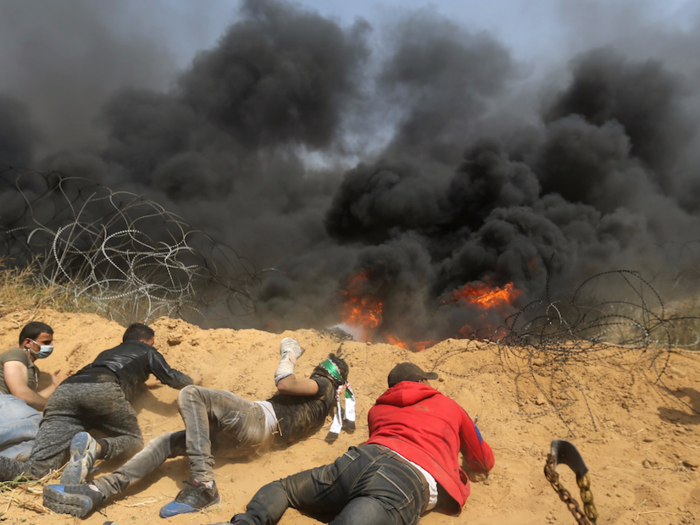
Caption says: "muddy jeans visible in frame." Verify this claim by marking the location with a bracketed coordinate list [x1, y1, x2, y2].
[233, 444, 428, 525]
[0, 395, 42, 461]
[93, 385, 272, 497]
[20, 382, 143, 479]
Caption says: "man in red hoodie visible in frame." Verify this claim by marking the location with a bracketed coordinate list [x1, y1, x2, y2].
[224, 362, 494, 525]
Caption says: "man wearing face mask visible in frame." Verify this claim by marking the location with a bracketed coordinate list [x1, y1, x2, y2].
[0, 322, 65, 460]
[0, 322, 194, 483]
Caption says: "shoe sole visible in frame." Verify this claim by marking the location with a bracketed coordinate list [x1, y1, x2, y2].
[61, 433, 95, 485]
[43, 485, 92, 518]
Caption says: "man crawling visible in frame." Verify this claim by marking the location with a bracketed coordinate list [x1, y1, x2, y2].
[43, 337, 353, 519]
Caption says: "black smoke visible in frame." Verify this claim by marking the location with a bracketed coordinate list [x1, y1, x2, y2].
[2, 0, 700, 341]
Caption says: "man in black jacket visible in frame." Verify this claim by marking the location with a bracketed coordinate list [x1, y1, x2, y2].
[0, 323, 193, 484]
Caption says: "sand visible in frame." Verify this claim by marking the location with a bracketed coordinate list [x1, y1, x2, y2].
[0, 308, 698, 525]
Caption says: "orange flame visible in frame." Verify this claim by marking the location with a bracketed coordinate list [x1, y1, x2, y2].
[340, 273, 520, 350]
[340, 270, 383, 341]
[449, 281, 520, 309]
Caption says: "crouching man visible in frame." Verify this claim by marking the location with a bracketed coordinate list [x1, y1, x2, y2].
[0, 323, 193, 484]
[43, 337, 354, 519]
[223, 362, 494, 525]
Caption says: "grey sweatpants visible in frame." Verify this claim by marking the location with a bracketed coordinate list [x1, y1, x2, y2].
[21, 382, 143, 479]
[93, 385, 273, 498]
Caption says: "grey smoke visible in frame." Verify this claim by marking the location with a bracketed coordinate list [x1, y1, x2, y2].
[2, 0, 700, 341]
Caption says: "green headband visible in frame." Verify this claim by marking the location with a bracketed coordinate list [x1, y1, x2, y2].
[318, 358, 344, 384]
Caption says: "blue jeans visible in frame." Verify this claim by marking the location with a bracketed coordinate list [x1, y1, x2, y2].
[233, 444, 428, 525]
[0, 395, 42, 461]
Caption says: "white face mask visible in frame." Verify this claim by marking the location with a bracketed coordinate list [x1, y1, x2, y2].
[29, 339, 54, 359]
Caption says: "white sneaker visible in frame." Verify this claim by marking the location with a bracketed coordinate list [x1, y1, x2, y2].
[60, 432, 98, 485]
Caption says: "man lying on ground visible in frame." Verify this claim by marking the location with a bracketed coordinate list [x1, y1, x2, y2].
[0, 323, 193, 484]
[220, 362, 494, 525]
[0, 321, 64, 460]
[43, 337, 354, 519]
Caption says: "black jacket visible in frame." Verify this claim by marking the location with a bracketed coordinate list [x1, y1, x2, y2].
[66, 340, 193, 401]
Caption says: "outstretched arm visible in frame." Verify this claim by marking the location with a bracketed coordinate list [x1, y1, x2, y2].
[147, 349, 194, 389]
[459, 408, 495, 472]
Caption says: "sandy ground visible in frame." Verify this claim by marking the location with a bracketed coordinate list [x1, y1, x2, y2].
[0, 308, 698, 525]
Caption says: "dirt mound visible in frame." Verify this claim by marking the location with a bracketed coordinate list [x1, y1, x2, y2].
[1, 308, 698, 524]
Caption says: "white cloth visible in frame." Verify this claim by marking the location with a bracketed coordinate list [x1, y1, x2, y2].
[254, 400, 278, 434]
[394, 450, 438, 511]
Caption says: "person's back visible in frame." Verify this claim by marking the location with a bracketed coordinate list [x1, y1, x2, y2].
[366, 378, 494, 514]
[66, 339, 192, 402]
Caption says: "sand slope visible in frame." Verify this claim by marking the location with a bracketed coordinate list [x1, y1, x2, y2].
[0, 308, 698, 525]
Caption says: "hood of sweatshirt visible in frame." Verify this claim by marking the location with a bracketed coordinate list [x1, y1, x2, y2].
[374, 380, 439, 408]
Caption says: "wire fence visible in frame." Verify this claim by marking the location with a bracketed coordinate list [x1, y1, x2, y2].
[0, 166, 259, 327]
[431, 269, 700, 433]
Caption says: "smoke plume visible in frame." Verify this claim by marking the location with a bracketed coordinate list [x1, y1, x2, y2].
[2, 0, 700, 341]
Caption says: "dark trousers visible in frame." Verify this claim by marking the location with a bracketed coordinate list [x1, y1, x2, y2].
[234, 444, 428, 525]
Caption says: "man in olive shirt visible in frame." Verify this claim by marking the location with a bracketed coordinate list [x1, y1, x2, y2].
[0, 322, 64, 460]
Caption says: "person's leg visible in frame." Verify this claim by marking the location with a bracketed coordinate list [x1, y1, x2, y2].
[58, 383, 143, 485]
[160, 386, 269, 518]
[233, 446, 370, 525]
[233, 445, 425, 525]
[0, 395, 42, 461]
[42, 431, 187, 518]
[93, 430, 186, 498]
[22, 385, 87, 478]
[91, 383, 143, 460]
[332, 450, 426, 525]
[177, 385, 268, 483]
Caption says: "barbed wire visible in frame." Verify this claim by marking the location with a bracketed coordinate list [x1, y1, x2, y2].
[0, 166, 259, 327]
[431, 268, 700, 433]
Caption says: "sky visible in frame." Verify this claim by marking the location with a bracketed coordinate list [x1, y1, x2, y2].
[2, 0, 700, 336]
[1, 0, 698, 153]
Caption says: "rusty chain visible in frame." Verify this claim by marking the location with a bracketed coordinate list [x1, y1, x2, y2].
[544, 454, 599, 524]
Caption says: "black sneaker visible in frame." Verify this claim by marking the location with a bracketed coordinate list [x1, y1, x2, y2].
[43, 484, 105, 517]
[159, 478, 220, 518]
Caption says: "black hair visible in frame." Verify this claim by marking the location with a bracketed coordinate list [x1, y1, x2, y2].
[312, 352, 349, 387]
[123, 323, 155, 343]
[19, 322, 53, 346]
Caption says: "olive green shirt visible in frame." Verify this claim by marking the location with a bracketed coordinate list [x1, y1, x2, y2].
[0, 347, 38, 395]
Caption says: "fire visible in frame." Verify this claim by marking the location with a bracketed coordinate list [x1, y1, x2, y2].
[386, 333, 437, 351]
[340, 271, 521, 351]
[449, 280, 520, 309]
[340, 270, 383, 341]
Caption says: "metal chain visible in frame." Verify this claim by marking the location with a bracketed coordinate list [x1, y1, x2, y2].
[577, 472, 599, 523]
[544, 455, 598, 525]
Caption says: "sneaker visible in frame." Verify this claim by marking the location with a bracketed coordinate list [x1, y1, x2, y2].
[159, 478, 220, 518]
[43, 484, 105, 517]
[61, 432, 98, 485]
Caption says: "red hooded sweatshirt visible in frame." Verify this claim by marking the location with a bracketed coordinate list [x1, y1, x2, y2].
[365, 381, 494, 515]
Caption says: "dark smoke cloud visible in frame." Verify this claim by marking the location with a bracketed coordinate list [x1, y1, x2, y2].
[0, 95, 37, 166]
[2, 0, 700, 341]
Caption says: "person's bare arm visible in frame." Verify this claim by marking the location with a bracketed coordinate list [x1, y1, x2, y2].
[4, 361, 50, 410]
[276, 375, 319, 396]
